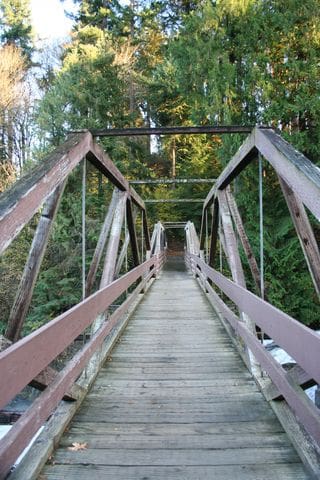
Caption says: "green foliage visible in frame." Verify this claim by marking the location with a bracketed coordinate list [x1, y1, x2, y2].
[1, 0, 317, 337]
[0, 0, 33, 60]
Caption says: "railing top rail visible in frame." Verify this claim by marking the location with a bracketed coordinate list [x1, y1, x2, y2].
[0, 256, 158, 411]
[190, 254, 320, 385]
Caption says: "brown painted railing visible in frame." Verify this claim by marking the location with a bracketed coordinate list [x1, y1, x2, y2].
[185, 126, 320, 454]
[0, 131, 167, 478]
[0, 251, 165, 477]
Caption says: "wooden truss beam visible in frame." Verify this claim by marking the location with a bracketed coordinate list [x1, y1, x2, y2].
[278, 176, 320, 297]
[204, 127, 320, 220]
[225, 186, 263, 297]
[5, 181, 66, 342]
[0, 131, 146, 255]
[126, 198, 140, 267]
[85, 188, 119, 297]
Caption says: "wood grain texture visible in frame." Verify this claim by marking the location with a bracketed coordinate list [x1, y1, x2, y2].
[41, 256, 310, 479]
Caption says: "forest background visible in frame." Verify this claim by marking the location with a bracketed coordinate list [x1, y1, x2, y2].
[0, 0, 319, 338]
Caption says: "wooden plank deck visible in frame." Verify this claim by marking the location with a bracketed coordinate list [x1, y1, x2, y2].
[42, 257, 310, 479]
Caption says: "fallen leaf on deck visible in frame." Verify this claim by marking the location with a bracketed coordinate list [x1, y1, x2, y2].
[68, 442, 88, 451]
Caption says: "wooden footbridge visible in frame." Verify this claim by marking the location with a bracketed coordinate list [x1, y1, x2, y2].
[0, 127, 320, 479]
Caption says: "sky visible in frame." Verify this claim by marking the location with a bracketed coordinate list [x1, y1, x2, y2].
[30, 0, 132, 41]
[30, 0, 78, 41]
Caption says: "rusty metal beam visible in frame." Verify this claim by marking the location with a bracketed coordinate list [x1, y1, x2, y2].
[129, 178, 215, 185]
[83, 125, 256, 137]
[145, 198, 204, 203]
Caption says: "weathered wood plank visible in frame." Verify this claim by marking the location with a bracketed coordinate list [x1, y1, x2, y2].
[263, 365, 315, 401]
[65, 420, 285, 436]
[51, 446, 301, 466]
[73, 407, 276, 424]
[226, 186, 263, 297]
[86, 139, 145, 211]
[42, 464, 310, 480]
[204, 131, 257, 209]
[60, 432, 291, 449]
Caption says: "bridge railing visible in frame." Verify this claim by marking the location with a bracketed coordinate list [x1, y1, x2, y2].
[185, 126, 320, 455]
[0, 131, 166, 478]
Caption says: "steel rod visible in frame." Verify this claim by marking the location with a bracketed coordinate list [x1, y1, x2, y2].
[145, 199, 204, 203]
[129, 178, 215, 185]
[259, 154, 265, 300]
[82, 158, 86, 301]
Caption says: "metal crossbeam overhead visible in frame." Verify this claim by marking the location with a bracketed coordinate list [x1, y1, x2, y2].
[145, 199, 204, 203]
[73, 125, 258, 137]
[129, 178, 215, 185]
[163, 221, 187, 229]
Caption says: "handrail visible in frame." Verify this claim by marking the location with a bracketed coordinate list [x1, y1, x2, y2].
[186, 250, 320, 447]
[0, 250, 165, 478]
[185, 126, 320, 450]
[0, 128, 167, 477]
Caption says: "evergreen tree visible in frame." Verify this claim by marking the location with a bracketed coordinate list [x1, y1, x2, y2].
[0, 0, 33, 60]
[32, 0, 320, 329]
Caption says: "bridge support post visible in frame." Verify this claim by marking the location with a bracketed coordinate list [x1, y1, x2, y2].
[225, 186, 264, 298]
[114, 209, 136, 278]
[208, 199, 219, 268]
[126, 198, 140, 267]
[85, 188, 119, 296]
[278, 175, 320, 299]
[217, 190, 261, 376]
[85, 191, 127, 379]
[5, 180, 67, 342]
